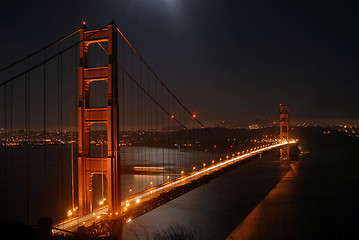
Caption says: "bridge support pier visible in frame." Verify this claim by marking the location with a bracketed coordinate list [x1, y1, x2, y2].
[111, 219, 123, 240]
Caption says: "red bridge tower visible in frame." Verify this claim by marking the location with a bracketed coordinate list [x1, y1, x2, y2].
[78, 22, 120, 216]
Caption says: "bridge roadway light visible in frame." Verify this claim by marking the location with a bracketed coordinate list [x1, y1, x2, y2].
[70, 207, 78, 215]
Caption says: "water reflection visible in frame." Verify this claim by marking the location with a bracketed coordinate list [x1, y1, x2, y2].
[0, 145, 215, 224]
[122, 151, 289, 240]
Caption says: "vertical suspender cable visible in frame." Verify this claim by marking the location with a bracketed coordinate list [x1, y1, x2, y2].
[139, 58, 143, 192]
[3, 84, 7, 206]
[58, 46, 64, 219]
[10, 67, 14, 177]
[101, 128, 104, 200]
[148, 68, 151, 193]
[122, 37, 125, 199]
[154, 74, 158, 184]
[162, 86, 164, 184]
[42, 50, 48, 219]
[25, 59, 30, 225]
[75, 44, 79, 214]
[179, 101, 182, 177]
[122, 38, 125, 198]
[60, 52, 64, 218]
[146, 68, 149, 192]
[70, 45, 75, 212]
[43, 51, 47, 178]
[167, 90, 169, 182]
[130, 48, 134, 194]
[57, 47, 61, 217]
[137, 57, 140, 191]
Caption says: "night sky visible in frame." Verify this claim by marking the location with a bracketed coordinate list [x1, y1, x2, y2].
[1, 0, 358, 123]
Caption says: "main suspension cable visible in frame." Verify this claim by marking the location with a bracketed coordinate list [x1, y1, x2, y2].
[117, 63, 187, 130]
[116, 27, 227, 147]
[0, 24, 109, 88]
[0, 29, 81, 73]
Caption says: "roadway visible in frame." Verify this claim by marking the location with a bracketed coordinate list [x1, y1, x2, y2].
[53, 141, 294, 233]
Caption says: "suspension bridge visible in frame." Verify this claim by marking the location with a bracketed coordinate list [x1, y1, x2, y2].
[0, 21, 295, 239]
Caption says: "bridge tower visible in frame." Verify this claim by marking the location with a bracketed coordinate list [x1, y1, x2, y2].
[78, 22, 120, 216]
[279, 104, 290, 162]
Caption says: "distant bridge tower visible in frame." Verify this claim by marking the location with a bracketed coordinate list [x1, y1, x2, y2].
[279, 104, 290, 162]
[78, 22, 120, 216]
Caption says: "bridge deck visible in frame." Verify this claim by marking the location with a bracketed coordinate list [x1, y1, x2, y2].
[53, 142, 293, 233]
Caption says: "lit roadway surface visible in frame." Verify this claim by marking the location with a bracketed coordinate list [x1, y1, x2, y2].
[54, 141, 295, 232]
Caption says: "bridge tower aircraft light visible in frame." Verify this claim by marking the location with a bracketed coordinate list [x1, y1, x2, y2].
[279, 104, 290, 162]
